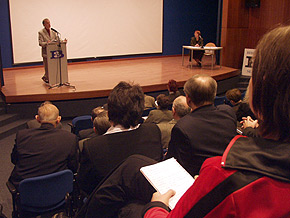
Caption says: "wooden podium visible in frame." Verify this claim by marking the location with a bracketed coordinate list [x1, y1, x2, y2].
[46, 41, 68, 87]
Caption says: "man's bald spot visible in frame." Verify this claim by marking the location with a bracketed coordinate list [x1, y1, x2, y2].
[38, 103, 59, 122]
[184, 74, 217, 107]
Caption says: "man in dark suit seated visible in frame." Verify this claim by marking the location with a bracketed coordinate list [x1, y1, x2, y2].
[166, 74, 237, 177]
[78, 81, 163, 195]
[9, 102, 79, 188]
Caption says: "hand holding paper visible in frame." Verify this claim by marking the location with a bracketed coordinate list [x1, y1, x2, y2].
[140, 158, 195, 209]
[151, 190, 176, 207]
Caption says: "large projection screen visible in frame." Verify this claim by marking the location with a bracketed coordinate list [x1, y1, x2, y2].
[9, 0, 163, 64]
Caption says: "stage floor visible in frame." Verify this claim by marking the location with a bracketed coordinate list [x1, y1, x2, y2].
[1, 56, 239, 103]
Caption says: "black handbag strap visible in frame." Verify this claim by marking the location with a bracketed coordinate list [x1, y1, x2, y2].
[184, 170, 263, 218]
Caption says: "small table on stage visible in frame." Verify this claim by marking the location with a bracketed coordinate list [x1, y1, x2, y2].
[182, 45, 223, 69]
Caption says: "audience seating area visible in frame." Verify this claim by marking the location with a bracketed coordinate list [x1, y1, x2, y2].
[3, 83, 251, 218]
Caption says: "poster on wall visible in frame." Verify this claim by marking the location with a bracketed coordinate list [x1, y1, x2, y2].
[242, 48, 255, 76]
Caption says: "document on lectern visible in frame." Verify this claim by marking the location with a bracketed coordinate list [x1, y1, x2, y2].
[140, 158, 195, 209]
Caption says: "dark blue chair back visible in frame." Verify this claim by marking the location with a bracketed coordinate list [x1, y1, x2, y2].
[19, 169, 73, 213]
[214, 95, 227, 106]
[142, 107, 156, 117]
[71, 115, 93, 135]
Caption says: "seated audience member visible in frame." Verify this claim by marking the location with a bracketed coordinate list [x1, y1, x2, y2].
[26, 101, 62, 129]
[78, 106, 107, 140]
[166, 74, 237, 176]
[225, 88, 242, 112]
[78, 81, 163, 195]
[157, 96, 191, 149]
[76, 25, 290, 218]
[236, 86, 256, 121]
[167, 79, 181, 104]
[144, 94, 173, 124]
[78, 114, 111, 152]
[93, 116, 111, 135]
[9, 102, 78, 188]
[144, 94, 156, 110]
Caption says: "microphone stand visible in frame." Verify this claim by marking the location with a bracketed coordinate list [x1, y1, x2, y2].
[49, 30, 76, 90]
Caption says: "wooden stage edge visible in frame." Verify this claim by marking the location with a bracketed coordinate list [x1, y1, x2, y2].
[1, 55, 240, 103]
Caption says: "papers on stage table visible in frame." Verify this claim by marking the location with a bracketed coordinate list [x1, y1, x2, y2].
[140, 158, 195, 209]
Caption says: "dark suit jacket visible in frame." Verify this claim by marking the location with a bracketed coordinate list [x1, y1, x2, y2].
[9, 123, 78, 187]
[166, 104, 237, 176]
[78, 123, 163, 195]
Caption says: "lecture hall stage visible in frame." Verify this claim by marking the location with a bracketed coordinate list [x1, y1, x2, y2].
[1, 56, 239, 103]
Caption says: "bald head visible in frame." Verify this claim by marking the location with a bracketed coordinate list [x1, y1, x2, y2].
[184, 74, 217, 108]
[36, 102, 61, 126]
[172, 96, 191, 119]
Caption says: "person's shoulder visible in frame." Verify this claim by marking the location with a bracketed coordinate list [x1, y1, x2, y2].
[148, 109, 160, 115]
[16, 128, 33, 137]
[217, 104, 235, 114]
[140, 122, 159, 130]
[38, 28, 45, 34]
[54, 129, 77, 138]
[176, 112, 193, 124]
[83, 134, 105, 147]
[216, 104, 232, 110]
[202, 156, 222, 169]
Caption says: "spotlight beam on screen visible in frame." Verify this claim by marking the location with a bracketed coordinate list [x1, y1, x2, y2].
[9, 0, 163, 64]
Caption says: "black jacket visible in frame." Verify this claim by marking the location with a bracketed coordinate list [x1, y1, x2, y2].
[166, 104, 237, 176]
[9, 123, 78, 187]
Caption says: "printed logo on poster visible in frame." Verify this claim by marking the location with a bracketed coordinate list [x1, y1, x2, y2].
[242, 48, 255, 76]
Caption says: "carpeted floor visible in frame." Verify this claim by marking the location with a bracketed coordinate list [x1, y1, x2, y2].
[0, 133, 15, 218]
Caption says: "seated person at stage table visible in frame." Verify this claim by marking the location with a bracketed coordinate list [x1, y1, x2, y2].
[77, 26, 290, 218]
[189, 30, 204, 66]
[9, 102, 78, 188]
[144, 94, 173, 124]
[38, 18, 59, 83]
[157, 96, 191, 149]
[166, 74, 237, 177]
[78, 81, 163, 195]
[167, 79, 181, 104]
[78, 106, 108, 140]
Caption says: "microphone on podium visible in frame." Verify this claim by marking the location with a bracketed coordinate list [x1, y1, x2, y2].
[51, 28, 59, 33]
